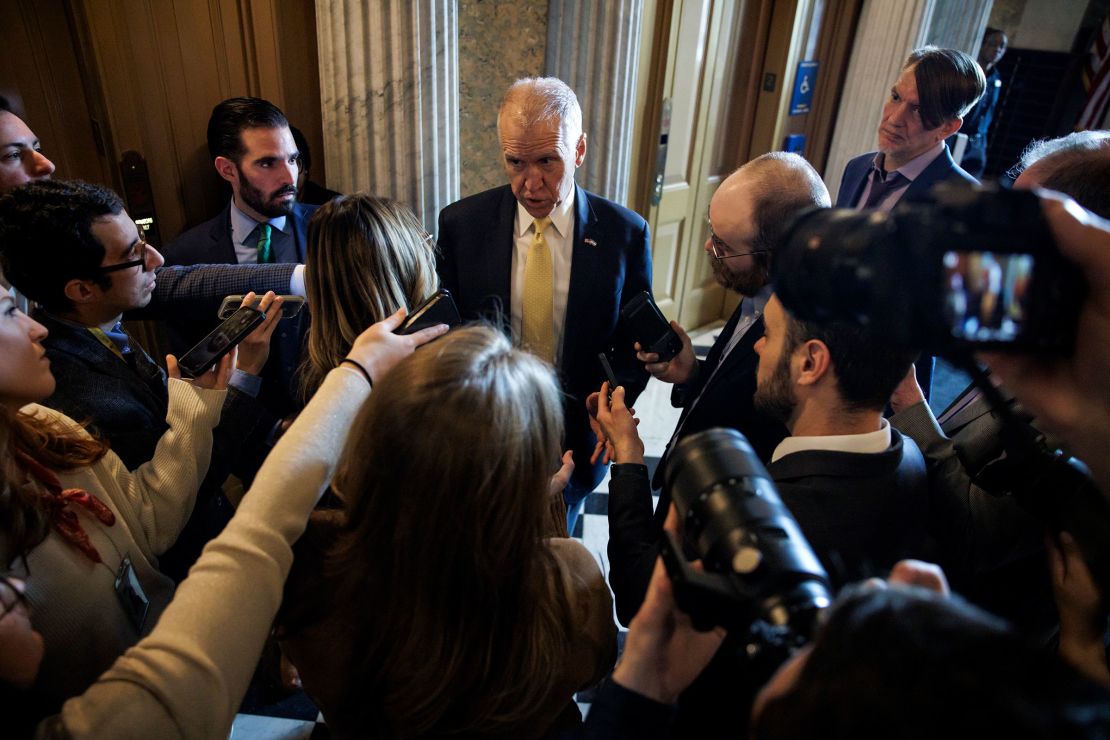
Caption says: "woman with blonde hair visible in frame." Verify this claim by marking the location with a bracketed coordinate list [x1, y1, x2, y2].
[300, 193, 439, 400]
[279, 325, 617, 738]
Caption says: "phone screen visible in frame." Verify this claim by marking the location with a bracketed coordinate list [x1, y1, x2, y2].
[941, 250, 1034, 343]
[179, 306, 264, 377]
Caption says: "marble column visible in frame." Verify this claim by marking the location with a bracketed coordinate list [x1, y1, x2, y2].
[926, 0, 993, 56]
[315, 0, 459, 232]
[824, 0, 935, 200]
[545, 0, 643, 205]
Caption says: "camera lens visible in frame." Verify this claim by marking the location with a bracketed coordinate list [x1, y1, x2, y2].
[665, 428, 831, 638]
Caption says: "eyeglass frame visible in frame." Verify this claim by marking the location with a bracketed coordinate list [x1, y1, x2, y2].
[705, 218, 771, 262]
[99, 225, 152, 274]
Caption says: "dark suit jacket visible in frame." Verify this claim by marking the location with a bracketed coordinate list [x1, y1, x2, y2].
[436, 184, 652, 491]
[162, 202, 316, 265]
[161, 203, 317, 416]
[769, 427, 930, 587]
[36, 311, 278, 580]
[834, 144, 978, 208]
[604, 427, 929, 737]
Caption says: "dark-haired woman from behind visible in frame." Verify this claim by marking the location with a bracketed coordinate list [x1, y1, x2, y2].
[279, 326, 617, 738]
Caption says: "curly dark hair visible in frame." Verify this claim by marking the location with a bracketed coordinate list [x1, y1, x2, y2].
[0, 179, 123, 311]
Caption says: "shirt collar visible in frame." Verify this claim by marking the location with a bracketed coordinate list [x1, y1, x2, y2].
[871, 142, 945, 183]
[514, 188, 576, 238]
[744, 284, 774, 320]
[230, 199, 289, 247]
[771, 418, 891, 463]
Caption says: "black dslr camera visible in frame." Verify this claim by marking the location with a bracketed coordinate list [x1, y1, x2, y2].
[772, 183, 1110, 602]
[773, 182, 1085, 354]
[661, 428, 831, 661]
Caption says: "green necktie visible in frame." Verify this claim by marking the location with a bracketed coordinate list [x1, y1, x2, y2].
[256, 223, 273, 264]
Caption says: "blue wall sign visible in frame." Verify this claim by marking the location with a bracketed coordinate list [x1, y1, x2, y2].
[783, 134, 806, 153]
[789, 61, 819, 115]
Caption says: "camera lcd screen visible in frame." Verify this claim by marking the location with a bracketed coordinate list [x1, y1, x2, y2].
[942, 250, 1034, 343]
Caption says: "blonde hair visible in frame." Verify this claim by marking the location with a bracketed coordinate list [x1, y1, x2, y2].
[325, 326, 573, 736]
[299, 194, 438, 400]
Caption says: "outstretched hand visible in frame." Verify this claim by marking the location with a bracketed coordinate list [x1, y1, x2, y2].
[981, 195, 1110, 491]
[344, 308, 449, 385]
[587, 383, 644, 465]
[235, 291, 284, 375]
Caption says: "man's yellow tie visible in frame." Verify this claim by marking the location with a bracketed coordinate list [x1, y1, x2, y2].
[521, 216, 555, 362]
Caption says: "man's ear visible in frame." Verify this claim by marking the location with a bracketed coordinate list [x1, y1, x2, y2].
[214, 156, 239, 185]
[62, 277, 99, 306]
[795, 339, 831, 387]
[935, 116, 963, 143]
[575, 132, 587, 168]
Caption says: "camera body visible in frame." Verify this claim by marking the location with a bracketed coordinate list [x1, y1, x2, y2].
[773, 183, 1085, 354]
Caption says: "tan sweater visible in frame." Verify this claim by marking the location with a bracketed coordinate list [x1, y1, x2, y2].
[8, 378, 224, 719]
[51, 366, 371, 739]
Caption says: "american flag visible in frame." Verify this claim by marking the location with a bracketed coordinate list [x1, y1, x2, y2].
[1077, 14, 1110, 130]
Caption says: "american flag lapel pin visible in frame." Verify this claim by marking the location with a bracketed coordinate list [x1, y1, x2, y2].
[584, 237, 598, 246]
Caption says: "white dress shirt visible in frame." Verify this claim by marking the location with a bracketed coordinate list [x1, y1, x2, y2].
[771, 418, 892, 463]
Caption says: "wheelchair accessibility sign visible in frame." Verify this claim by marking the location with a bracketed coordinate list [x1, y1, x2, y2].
[789, 61, 819, 115]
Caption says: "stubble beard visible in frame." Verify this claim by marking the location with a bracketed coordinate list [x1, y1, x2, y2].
[753, 351, 797, 425]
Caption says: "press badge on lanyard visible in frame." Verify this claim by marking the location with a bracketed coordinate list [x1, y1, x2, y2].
[115, 554, 150, 632]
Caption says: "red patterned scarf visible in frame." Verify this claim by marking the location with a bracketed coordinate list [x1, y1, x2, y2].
[15, 451, 116, 563]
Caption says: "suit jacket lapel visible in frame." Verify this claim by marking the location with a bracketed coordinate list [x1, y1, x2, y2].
[562, 184, 599, 372]
[703, 300, 746, 369]
[208, 204, 238, 264]
[904, 145, 956, 202]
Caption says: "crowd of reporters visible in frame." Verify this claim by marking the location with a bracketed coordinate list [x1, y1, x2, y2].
[0, 43, 1109, 740]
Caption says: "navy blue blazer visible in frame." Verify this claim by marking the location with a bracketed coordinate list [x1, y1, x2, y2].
[835, 145, 977, 400]
[161, 202, 317, 416]
[834, 144, 978, 208]
[436, 183, 652, 491]
[162, 202, 316, 266]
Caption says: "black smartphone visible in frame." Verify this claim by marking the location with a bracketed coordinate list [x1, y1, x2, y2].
[178, 306, 265, 378]
[621, 291, 682, 361]
[218, 294, 305, 320]
[598, 352, 619, 401]
[397, 289, 462, 335]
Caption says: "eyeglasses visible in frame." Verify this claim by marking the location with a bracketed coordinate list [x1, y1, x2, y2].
[706, 219, 771, 262]
[100, 225, 152, 274]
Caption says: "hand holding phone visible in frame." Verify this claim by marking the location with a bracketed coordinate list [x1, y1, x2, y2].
[621, 291, 683, 362]
[178, 306, 265, 378]
[219, 294, 305, 320]
[397, 289, 462, 335]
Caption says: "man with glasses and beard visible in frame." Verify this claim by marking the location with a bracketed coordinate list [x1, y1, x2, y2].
[164, 97, 316, 416]
[605, 152, 830, 628]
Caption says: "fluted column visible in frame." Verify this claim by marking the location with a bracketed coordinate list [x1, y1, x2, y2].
[545, 0, 643, 206]
[823, 0, 935, 200]
[925, 0, 993, 56]
[315, 0, 459, 232]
